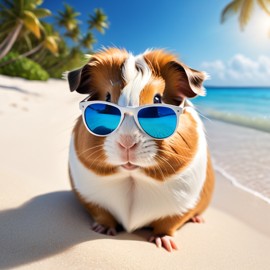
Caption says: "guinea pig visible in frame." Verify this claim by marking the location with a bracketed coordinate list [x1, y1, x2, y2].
[67, 48, 215, 252]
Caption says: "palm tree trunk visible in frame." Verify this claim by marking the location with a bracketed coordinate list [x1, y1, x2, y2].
[0, 43, 43, 67]
[0, 22, 23, 60]
[20, 43, 44, 58]
[0, 32, 13, 51]
[0, 26, 20, 51]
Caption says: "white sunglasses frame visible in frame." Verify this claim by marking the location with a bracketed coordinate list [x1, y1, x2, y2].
[79, 99, 184, 140]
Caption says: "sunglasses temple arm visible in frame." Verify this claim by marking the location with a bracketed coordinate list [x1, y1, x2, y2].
[180, 98, 192, 114]
[79, 96, 91, 110]
[79, 101, 85, 110]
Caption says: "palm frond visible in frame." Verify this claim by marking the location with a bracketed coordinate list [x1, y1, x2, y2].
[32, 8, 51, 18]
[23, 34, 33, 50]
[88, 8, 109, 33]
[23, 10, 41, 38]
[221, 0, 243, 23]
[257, 0, 270, 15]
[81, 32, 96, 49]
[54, 3, 80, 32]
[64, 25, 80, 41]
[28, 0, 43, 10]
[2, 0, 15, 9]
[239, 0, 254, 30]
[44, 36, 59, 54]
[0, 2, 17, 17]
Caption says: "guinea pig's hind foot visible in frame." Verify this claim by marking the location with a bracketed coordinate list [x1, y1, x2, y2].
[149, 235, 178, 252]
[91, 222, 117, 236]
[191, 215, 205, 224]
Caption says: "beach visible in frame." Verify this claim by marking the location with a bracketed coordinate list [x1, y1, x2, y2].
[0, 75, 270, 269]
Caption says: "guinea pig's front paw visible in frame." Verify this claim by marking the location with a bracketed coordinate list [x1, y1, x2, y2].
[91, 222, 117, 236]
[149, 235, 178, 252]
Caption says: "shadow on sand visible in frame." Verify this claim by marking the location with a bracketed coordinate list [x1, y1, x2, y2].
[0, 84, 40, 96]
[0, 191, 148, 269]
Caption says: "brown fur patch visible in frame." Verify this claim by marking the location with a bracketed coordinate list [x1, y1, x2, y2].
[144, 50, 205, 102]
[143, 50, 185, 104]
[82, 48, 129, 102]
[142, 110, 199, 181]
[150, 151, 215, 236]
[139, 76, 165, 105]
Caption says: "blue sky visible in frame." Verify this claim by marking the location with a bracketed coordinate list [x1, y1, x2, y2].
[42, 0, 270, 86]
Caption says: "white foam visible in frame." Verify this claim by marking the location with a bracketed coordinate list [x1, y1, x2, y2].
[213, 160, 270, 204]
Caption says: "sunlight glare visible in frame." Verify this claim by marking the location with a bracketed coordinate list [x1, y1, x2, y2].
[245, 9, 270, 43]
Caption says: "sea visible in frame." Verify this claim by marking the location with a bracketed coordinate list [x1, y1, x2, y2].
[192, 87, 270, 204]
[193, 87, 270, 133]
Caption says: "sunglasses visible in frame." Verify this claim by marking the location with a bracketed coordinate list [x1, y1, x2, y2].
[79, 100, 183, 140]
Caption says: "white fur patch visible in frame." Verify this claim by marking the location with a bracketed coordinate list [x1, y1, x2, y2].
[103, 115, 158, 168]
[104, 53, 157, 170]
[118, 53, 152, 106]
[69, 107, 207, 232]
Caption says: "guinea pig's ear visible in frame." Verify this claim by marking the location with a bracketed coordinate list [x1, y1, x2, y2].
[169, 61, 208, 98]
[67, 64, 91, 94]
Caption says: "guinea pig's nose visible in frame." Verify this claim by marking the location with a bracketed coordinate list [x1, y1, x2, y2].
[117, 135, 138, 150]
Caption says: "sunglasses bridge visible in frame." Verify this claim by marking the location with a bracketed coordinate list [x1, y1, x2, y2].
[80, 101, 183, 139]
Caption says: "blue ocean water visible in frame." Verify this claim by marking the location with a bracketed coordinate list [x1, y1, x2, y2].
[192, 87, 270, 133]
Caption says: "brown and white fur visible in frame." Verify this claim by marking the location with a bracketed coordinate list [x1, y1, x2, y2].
[67, 48, 215, 252]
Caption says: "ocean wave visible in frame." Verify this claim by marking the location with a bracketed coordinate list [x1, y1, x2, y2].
[200, 109, 270, 133]
[213, 162, 270, 204]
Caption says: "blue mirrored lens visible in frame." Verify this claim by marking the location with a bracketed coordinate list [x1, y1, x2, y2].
[84, 103, 121, 135]
[138, 107, 177, 139]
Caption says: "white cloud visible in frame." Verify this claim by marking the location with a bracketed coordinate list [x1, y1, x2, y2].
[201, 54, 270, 86]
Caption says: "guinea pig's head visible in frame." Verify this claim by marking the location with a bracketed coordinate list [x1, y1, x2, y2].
[68, 48, 208, 180]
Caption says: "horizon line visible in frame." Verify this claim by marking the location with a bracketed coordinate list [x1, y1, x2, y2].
[205, 85, 270, 89]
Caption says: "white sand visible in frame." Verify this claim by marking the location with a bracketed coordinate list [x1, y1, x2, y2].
[0, 75, 270, 269]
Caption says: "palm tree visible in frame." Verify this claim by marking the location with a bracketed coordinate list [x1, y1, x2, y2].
[55, 3, 81, 43]
[0, 22, 59, 67]
[35, 38, 69, 69]
[55, 5, 106, 48]
[0, 1, 110, 79]
[81, 32, 96, 50]
[0, 0, 51, 60]
[55, 3, 80, 32]
[221, 0, 270, 29]
[88, 8, 109, 34]
[44, 46, 86, 78]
